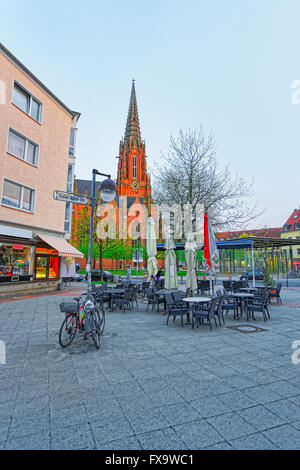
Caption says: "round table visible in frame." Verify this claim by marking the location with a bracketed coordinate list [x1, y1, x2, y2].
[240, 288, 259, 292]
[182, 296, 212, 303]
[231, 293, 254, 319]
[103, 288, 125, 311]
[182, 297, 212, 324]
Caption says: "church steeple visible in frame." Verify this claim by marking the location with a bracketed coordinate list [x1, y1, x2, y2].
[124, 80, 141, 145]
[117, 81, 151, 199]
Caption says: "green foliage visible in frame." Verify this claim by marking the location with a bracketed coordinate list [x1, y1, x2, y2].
[254, 240, 273, 286]
[196, 250, 204, 262]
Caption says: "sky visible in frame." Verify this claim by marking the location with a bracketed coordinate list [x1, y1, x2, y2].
[1, 0, 300, 229]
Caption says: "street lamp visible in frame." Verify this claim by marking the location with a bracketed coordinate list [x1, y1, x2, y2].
[86, 169, 117, 298]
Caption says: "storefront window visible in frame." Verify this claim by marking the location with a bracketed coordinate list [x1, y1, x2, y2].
[35, 256, 47, 279]
[35, 254, 59, 279]
[49, 257, 59, 278]
[0, 244, 31, 281]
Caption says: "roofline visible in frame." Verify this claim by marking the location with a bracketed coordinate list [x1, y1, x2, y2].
[0, 42, 80, 121]
[157, 236, 300, 251]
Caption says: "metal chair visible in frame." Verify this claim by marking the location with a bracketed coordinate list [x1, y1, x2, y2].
[270, 283, 282, 305]
[215, 295, 225, 326]
[145, 288, 159, 312]
[129, 286, 139, 309]
[192, 297, 218, 330]
[222, 294, 239, 320]
[247, 291, 270, 321]
[111, 290, 132, 312]
[165, 293, 190, 327]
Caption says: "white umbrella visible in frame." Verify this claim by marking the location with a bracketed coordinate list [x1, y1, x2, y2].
[147, 216, 158, 281]
[164, 238, 178, 289]
[185, 233, 197, 295]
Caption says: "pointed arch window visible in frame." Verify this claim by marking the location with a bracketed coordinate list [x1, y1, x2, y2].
[132, 155, 137, 178]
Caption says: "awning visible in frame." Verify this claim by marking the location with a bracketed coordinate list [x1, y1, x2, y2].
[217, 237, 300, 250]
[157, 236, 300, 252]
[36, 234, 84, 258]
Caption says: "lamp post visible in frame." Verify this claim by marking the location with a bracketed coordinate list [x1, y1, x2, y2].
[86, 169, 117, 299]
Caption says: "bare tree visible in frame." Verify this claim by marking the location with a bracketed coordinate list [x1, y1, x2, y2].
[152, 127, 262, 230]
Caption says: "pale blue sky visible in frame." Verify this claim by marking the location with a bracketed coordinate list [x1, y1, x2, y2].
[1, 0, 300, 228]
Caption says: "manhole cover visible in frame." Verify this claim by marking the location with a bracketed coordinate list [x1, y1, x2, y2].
[227, 324, 268, 334]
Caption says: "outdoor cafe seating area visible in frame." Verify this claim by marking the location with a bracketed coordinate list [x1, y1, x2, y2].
[90, 276, 283, 331]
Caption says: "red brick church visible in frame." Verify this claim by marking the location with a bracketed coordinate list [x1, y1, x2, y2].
[70, 81, 153, 269]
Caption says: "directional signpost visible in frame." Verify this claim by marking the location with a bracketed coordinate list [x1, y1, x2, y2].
[53, 190, 89, 206]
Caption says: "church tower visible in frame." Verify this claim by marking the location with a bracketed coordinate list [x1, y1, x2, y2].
[117, 80, 151, 199]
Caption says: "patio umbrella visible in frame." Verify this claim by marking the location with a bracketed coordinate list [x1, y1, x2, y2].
[185, 233, 197, 295]
[203, 211, 218, 294]
[203, 211, 218, 275]
[147, 216, 158, 281]
[164, 238, 178, 289]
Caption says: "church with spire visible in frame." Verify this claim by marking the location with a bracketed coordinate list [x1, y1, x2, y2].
[117, 80, 151, 199]
[70, 81, 153, 267]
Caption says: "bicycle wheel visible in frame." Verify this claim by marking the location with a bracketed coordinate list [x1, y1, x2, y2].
[59, 315, 77, 348]
[90, 309, 101, 349]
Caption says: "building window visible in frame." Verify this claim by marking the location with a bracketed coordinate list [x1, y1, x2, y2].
[284, 224, 292, 232]
[64, 203, 71, 232]
[297, 248, 300, 256]
[2, 179, 35, 212]
[132, 155, 137, 178]
[69, 128, 76, 156]
[7, 128, 39, 166]
[12, 82, 42, 123]
[66, 164, 73, 193]
[294, 223, 300, 230]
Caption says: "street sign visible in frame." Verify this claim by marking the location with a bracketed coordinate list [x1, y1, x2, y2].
[53, 190, 89, 205]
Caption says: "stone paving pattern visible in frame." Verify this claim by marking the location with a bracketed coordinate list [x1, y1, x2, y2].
[0, 287, 300, 450]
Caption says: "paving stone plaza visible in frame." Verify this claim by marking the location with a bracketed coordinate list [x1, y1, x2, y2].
[0, 286, 300, 450]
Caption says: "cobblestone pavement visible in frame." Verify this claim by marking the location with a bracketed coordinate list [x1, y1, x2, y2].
[0, 287, 300, 450]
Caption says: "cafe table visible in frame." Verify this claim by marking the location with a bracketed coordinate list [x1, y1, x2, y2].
[182, 296, 212, 324]
[240, 287, 259, 293]
[231, 292, 254, 319]
[102, 288, 125, 311]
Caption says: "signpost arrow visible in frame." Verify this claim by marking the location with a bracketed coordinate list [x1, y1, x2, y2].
[53, 190, 90, 205]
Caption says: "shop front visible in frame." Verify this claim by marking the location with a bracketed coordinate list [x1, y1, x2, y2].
[0, 231, 83, 298]
[0, 239, 35, 283]
[35, 234, 84, 280]
[35, 247, 60, 280]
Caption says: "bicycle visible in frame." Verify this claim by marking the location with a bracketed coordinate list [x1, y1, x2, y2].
[58, 295, 104, 350]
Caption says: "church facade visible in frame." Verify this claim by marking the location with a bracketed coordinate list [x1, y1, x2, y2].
[70, 81, 153, 270]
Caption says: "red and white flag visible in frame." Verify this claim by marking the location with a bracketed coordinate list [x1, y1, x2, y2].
[203, 211, 218, 275]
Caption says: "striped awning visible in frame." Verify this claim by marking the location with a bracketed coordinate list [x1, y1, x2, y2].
[36, 234, 84, 258]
